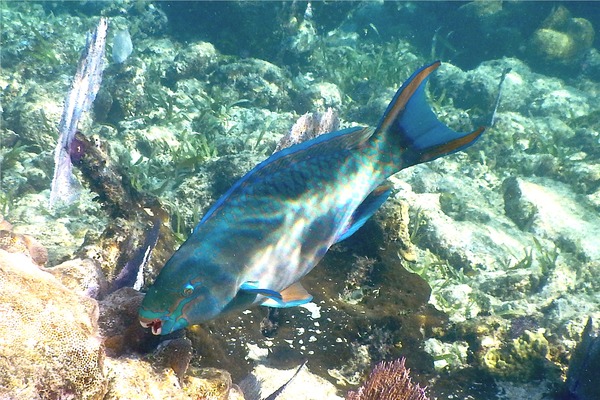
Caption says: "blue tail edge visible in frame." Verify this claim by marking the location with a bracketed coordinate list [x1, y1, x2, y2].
[376, 61, 485, 167]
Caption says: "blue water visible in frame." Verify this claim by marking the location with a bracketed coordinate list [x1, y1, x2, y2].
[1, 1, 599, 399]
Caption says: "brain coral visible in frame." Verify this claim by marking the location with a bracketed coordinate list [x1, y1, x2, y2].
[0, 250, 107, 399]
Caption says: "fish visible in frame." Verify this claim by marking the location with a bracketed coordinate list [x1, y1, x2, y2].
[139, 61, 485, 335]
[112, 29, 133, 64]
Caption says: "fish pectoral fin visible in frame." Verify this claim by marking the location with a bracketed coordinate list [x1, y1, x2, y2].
[335, 183, 392, 243]
[240, 281, 282, 300]
[261, 282, 313, 308]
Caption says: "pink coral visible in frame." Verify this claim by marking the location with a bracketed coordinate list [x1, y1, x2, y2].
[346, 358, 430, 400]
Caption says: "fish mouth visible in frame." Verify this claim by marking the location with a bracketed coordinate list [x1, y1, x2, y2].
[140, 317, 163, 335]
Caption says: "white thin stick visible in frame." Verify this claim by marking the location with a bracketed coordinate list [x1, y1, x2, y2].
[49, 17, 108, 208]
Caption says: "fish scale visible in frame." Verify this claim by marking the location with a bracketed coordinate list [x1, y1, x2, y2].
[139, 61, 485, 335]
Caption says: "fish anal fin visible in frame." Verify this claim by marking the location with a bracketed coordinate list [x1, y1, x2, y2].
[261, 282, 313, 308]
[336, 183, 392, 243]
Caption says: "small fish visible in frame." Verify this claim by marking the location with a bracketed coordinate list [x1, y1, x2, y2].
[139, 61, 484, 335]
[112, 29, 132, 64]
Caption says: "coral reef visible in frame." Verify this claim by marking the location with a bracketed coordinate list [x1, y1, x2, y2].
[0, 221, 245, 399]
[345, 358, 429, 400]
[0, 250, 107, 399]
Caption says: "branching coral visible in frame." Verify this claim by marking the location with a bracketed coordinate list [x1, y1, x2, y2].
[345, 358, 430, 400]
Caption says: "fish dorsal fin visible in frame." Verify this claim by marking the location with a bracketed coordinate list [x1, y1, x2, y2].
[261, 282, 313, 308]
[335, 183, 392, 243]
[195, 126, 374, 231]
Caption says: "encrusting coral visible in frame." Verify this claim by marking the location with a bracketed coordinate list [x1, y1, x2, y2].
[345, 358, 430, 400]
[0, 250, 107, 399]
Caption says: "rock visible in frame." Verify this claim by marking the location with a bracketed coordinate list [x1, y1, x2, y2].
[502, 176, 600, 261]
[529, 87, 590, 119]
[213, 58, 292, 110]
[103, 358, 243, 400]
[47, 257, 109, 299]
[0, 250, 107, 399]
[526, 6, 595, 67]
[98, 287, 162, 356]
[239, 363, 342, 400]
[296, 81, 343, 111]
[167, 41, 220, 81]
[529, 29, 576, 61]
[0, 229, 48, 265]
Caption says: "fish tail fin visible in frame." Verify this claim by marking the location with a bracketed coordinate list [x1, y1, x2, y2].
[373, 61, 485, 169]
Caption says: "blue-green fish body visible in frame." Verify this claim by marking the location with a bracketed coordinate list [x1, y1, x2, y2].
[140, 62, 484, 335]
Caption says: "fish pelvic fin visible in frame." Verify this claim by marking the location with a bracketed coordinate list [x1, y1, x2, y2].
[261, 282, 313, 308]
[374, 61, 485, 168]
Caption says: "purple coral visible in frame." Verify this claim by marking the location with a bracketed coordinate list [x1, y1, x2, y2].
[49, 18, 108, 208]
[345, 358, 430, 400]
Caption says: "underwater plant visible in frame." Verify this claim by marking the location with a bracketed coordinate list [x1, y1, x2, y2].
[345, 358, 429, 400]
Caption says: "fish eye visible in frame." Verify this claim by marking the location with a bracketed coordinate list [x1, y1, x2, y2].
[182, 284, 194, 297]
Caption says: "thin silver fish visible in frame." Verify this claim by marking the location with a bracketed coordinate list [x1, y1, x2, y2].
[139, 61, 484, 335]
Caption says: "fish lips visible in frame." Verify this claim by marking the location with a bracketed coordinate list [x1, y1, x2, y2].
[139, 314, 189, 335]
[139, 317, 163, 335]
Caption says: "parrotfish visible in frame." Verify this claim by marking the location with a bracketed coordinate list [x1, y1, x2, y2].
[139, 61, 485, 335]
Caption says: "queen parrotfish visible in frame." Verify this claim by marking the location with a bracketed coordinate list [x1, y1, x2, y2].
[139, 61, 485, 335]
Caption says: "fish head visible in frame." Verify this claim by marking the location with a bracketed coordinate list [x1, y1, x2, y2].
[138, 249, 236, 335]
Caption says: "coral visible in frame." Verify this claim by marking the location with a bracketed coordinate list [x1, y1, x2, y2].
[0, 250, 107, 399]
[274, 108, 339, 152]
[102, 358, 243, 400]
[345, 358, 430, 400]
[184, 367, 242, 400]
[480, 329, 557, 382]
